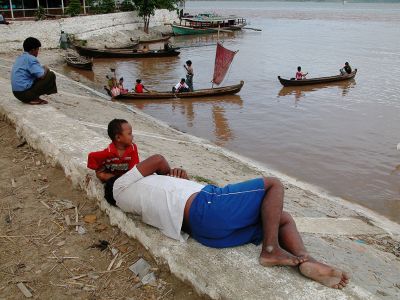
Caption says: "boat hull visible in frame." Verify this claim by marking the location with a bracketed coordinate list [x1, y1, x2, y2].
[65, 53, 93, 70]
[278, 69, 357, 87]
[172, 24, 217, 35]
[66, 60, 93, 70]
[115, 81, 244, 100]
[75, 46, 180, 58]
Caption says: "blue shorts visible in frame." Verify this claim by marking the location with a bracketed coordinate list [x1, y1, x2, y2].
[189, 178, 266, 248]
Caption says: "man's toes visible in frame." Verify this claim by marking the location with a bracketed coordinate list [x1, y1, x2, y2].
[293, 257, 302, 265]
[332, 284, 340, 289]
[343, 272, 350, 280]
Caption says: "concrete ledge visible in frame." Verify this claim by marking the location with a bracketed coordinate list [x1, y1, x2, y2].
[294, 217, 385, 235]
[2, 79, 398, 298]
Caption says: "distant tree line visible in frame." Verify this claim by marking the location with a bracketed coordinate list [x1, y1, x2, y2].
[64, 0, 181, 33]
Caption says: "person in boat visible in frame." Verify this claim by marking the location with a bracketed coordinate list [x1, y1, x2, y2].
[340, 62, 352, 75]
[295, 66, 308, 80]
[172, 78, 190, 93]
[164, 42, 171, 51]
[134, 79, 149, 93]
[118, 77, 129, 94]
[110, 77, 121, 97]
[104, 75, 112, 96]
[141, 44, 149, 53]
[87, 118, 350, 290]
[184, 60, 194, 92]
[0, 12, 10, 25]
[11, 37, 57, 105]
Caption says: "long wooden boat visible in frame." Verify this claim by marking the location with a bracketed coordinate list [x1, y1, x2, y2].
[75, 45, 180, 58]
[172, 13, 247, 36]
[115, 81, 244, 100]
[104, 36, 171, 50]
[104, 42, 139, 50]
[278, 69, 357, 87]
[131, 36, 171, 44]
[65, 52, 93, 70]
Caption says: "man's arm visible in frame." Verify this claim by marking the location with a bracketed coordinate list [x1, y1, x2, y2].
[136, 154, 188, 179]
[37, 66, 49, 80]
[95, 170, 116, 183]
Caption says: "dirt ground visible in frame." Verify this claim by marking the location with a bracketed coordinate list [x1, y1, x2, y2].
[0, 119, 206, 300]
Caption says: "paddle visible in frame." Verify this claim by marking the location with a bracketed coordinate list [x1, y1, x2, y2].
[210, 27, 233, 33]
[242, 27, 262, 31]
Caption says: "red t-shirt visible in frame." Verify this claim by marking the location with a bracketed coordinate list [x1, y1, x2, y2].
[296, 71, 303, 80]
[87, 142, 140, 176]
[135, 83, 144, 93]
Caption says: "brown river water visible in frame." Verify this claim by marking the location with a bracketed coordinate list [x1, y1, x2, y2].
[59, 1, 400, 223]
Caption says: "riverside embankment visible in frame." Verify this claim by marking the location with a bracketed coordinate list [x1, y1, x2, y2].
[1, 10, 400, 299]
[0, 51, 400, 298]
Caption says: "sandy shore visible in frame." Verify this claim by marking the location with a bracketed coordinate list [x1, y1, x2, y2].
[1, 49, 400, 298]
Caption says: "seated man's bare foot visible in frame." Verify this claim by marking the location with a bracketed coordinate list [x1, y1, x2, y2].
[28, 98, 48, 105]
[259, 246, 305, 267]
[299, 259, 350, 289]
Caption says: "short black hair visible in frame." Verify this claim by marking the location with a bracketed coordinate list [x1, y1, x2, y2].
[181, 78, 186, 82]
[186, 60, 192, 65]
[107, 119, 128, 141]
[119, 77, 124, 81]
[297, 66, 301, 71]
[136, 79, 141, 83]
[23, 37, 41, 52]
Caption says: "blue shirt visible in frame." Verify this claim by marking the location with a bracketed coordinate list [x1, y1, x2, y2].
[11, 52, 45, 92]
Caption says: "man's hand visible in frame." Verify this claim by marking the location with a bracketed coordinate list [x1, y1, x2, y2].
[168, 168, 188, 179]
[96, 170, 116, 183]
[38, 65, 49, 80]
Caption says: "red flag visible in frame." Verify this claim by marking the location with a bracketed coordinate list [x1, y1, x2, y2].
[212, 43, 237, 85]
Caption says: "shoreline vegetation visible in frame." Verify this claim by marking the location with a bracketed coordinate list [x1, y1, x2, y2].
[187, 0, 400, 3]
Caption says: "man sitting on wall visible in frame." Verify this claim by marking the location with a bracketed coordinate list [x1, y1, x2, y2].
[11, 37, 57, 105]
[0, 12, 10, 25]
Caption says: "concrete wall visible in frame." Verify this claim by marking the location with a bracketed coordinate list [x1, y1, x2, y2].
[0, 10, 178, 52]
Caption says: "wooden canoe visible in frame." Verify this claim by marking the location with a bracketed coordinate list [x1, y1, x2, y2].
[75, 45, 180, 58]
[104, 36, 171, 50]
[115, 81, 244, 100]
[278, 69, 357, 87]
[104, 42, 139, 50]
[65, 52, 93, 70]
[131, 36, 171, 44]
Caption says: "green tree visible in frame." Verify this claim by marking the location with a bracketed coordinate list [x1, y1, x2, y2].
[134, 0, 180, 33]
[99, 0, 116, 14]
[34, 6, 46, 20]
[66, 0, 81, 17]
[120, 0, 135, 12]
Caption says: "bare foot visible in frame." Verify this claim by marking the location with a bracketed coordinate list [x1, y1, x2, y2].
[28, 98, 48, 105]
[299, 260, 350, 289]
[259, 246, 305, 267]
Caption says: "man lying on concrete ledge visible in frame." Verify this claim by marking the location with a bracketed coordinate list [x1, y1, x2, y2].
[87, 119, 350, 289]
[11, 37, 57, 105]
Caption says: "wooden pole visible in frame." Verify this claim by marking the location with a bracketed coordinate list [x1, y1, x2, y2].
[8, 0, 14, 19]
[83, 0, 86, 15]
[22, 0, 25, 18]
[61, 0, 64, 14]
[36, 0, 40, 10]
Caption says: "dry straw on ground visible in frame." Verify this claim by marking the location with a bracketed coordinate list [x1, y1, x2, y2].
[0, 120, 206, 300]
